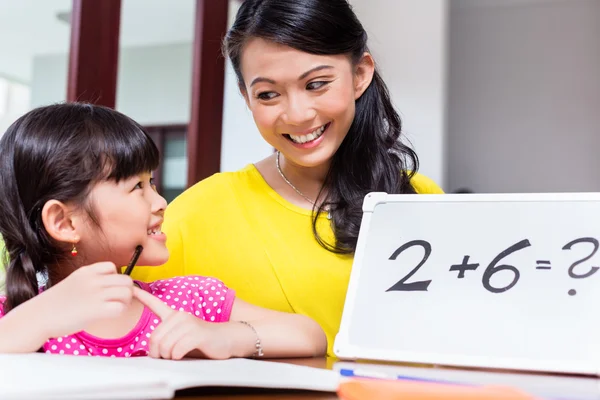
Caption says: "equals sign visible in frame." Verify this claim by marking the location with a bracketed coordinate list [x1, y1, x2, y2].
[536, 260, 552, 270]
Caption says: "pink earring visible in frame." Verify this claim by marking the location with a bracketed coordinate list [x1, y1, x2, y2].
[71, 244, 78, 257]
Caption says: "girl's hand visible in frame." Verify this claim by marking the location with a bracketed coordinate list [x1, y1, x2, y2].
[40, 262, 134, 338]
[133, 287, 240, 360]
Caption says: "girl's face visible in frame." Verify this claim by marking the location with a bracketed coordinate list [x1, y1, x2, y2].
[77, 172, 169, 268]
[239, 38, 374, 171]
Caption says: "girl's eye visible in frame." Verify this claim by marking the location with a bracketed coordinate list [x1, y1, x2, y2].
[134, 181, 143, 190]
[306, 81, 329, 90]
[256, 91, 278, 101]
[150, 178, 157, 191]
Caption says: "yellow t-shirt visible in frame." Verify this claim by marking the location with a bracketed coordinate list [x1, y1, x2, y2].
[132, 165, 444, 355]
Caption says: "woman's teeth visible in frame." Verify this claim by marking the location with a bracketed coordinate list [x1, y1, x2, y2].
[147, 227, 162, 235]
[288, 124, 326, 144]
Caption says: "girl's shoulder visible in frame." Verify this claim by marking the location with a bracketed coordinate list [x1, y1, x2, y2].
[143, 276, 231, 292]
[142, 276, 236, 322]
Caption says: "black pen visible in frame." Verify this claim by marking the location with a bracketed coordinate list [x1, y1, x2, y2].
[124, 245, 143, 276]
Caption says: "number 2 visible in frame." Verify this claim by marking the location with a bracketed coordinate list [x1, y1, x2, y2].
[386, 240, 432, 292]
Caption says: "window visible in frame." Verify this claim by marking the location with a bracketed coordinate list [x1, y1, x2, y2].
[145, 124, 188, 203]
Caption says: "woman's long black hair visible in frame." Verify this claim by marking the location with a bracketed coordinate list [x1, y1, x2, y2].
[224, 0, 418, 254]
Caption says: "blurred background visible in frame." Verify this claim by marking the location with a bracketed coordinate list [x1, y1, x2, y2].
[0, 0, 598, 201]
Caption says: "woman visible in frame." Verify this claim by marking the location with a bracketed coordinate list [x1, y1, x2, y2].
[132, 0, 443, 355]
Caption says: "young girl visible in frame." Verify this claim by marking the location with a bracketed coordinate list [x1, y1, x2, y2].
[0, 103, 327, 359]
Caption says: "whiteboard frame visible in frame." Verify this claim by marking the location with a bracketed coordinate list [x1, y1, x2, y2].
[333, 191, 600, 375]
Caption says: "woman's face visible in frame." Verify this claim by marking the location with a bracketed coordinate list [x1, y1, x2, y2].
[239, 38, 374, 170]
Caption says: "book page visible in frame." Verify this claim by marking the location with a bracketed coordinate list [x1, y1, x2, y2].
[124, 357, 340, 392]
[0, 353, 171, 400]
[0, 353, 339, 399]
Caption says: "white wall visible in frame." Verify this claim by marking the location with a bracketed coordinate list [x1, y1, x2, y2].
[351, 0, 448, 188]
[30, 54, 67, 109]
[0, 78, 31, 137]
[447, 0, 600, 193]
[116, 44, 192, 125]
[29, 0, 448, 185]
[30, 43, 271, 174]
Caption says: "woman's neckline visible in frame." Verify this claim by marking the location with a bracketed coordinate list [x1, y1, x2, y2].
[247, 163, 328, 219]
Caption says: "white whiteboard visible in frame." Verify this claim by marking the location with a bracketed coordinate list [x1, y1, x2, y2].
[334, 192, 600, 375]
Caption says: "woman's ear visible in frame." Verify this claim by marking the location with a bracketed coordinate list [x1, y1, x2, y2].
[41, 200, 80, 245]
[353, 52, 376, 100]
[239, 82, 251, 108]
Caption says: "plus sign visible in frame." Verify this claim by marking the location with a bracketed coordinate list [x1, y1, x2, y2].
[449, 255, 480, 279]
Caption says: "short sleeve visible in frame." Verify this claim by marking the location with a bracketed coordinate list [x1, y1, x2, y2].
[410, 172, 445, 194]
[147, 276, 236, 323]
[0, 297, 6, 318]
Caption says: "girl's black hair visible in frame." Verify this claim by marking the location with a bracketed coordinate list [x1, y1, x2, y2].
[0, 102, 159, 313]
[224, 0, 418, 254]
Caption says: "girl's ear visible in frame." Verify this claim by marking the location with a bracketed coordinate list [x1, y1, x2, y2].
[41, 200, 81, 245]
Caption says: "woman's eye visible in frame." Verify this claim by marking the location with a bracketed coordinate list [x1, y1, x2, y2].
[256, 91, 279, 101]
[306, 81, 329, 90]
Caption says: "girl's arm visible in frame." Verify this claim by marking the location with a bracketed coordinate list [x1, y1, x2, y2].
[225, 298, 327, 358]
[0, 295, 54, 353]
[0, 262, 134, 353]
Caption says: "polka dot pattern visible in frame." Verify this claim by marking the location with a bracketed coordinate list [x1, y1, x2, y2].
[0, 276, 235, 357]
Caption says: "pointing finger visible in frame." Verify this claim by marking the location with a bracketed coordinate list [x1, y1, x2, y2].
[133, 286, 173, 321]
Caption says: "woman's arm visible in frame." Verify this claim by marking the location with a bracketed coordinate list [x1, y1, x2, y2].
[227, 298, 327, 358]
[133, 284, 327, 360]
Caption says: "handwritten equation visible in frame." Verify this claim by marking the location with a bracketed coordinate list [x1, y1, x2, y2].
[386, 237, 599, 295]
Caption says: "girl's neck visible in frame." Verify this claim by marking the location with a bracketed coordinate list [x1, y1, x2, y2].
[50, 255, 104, 284]
[84, 298, 146, 339]
[46, 261, 145, 340]
[49, 263, 78, 285]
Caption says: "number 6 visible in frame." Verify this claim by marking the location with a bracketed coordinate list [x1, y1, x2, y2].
[482, 239, 531, 294]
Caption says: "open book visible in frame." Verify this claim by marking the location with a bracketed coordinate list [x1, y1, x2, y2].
[0, 353, 340, 400]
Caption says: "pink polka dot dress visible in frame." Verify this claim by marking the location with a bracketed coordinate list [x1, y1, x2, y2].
[0, 276, 235, 357]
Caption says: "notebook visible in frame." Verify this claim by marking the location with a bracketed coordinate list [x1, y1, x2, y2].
[0, 353, 340, 400]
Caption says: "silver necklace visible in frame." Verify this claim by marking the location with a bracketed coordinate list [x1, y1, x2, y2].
[275, 151, 332, 220]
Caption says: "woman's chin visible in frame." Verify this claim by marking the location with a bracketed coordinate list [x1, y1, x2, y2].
[287, 150, 336, 170]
